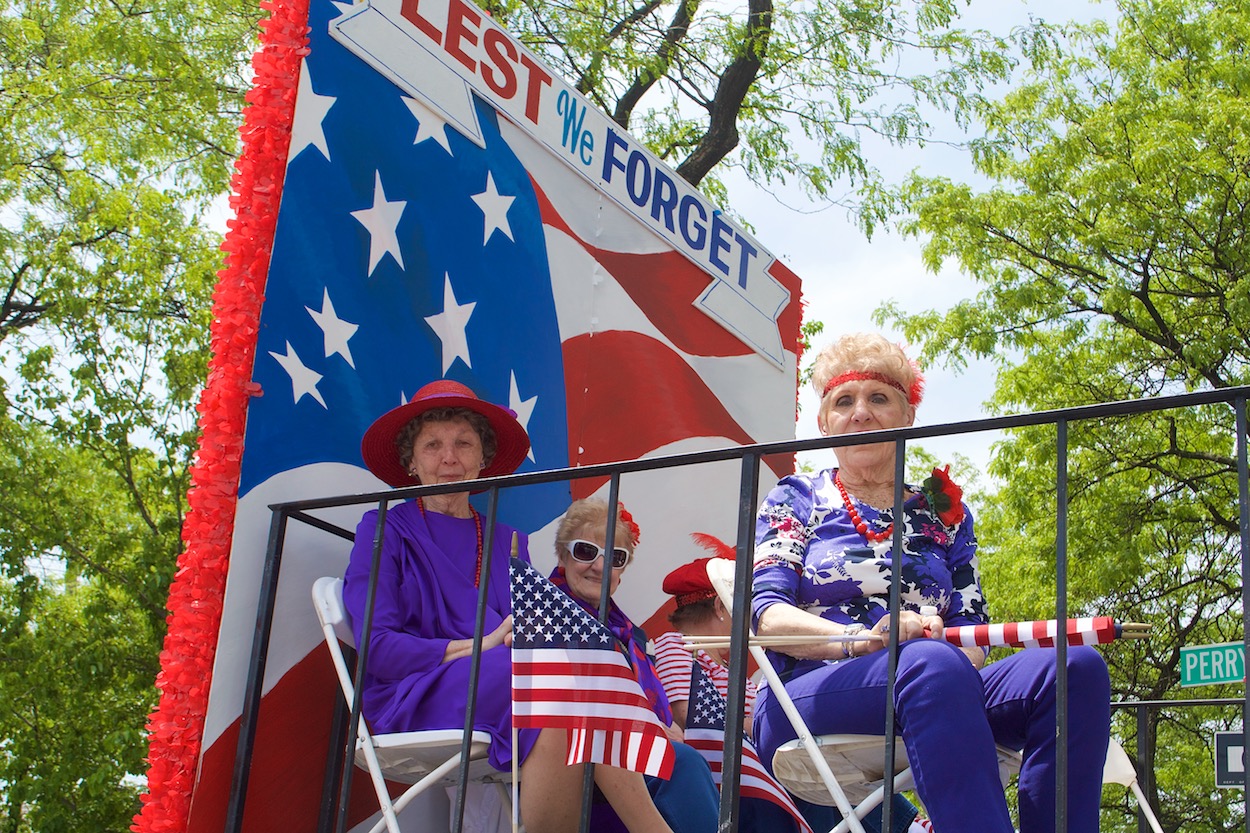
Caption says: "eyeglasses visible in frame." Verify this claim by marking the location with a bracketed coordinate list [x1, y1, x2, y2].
[565, 539, 630, 569]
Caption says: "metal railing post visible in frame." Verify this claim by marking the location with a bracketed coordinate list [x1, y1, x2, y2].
[880, 439, 908, 833]
[335, 498, 389, 833]
[224, 508, 291, 833]
[1235, 395, 1249, 833]
[452, 486, 502, 833]
[1056, 419, 1069, 833]
[576, 474, 624, 833]
[1135, 703, 1149, 833]
[720, 452, 760, 832]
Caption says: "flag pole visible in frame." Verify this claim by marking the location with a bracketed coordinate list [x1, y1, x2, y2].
[509, 533, 520, 833]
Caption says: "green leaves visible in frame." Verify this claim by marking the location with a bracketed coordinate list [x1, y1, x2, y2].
[496, 0, 1015, 197]
[0, 0, 253, 827]
[885, 2, 1250, 827]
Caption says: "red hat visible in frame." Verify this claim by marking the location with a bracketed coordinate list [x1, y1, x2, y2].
[662, 534, 735, 608]
[360, 379, 530, 488]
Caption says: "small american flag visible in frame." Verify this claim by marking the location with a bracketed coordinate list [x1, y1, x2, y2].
[510, 558, 675, 778]
[684, 662, 812, 833]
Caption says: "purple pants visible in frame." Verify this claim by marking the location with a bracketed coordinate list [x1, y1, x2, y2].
[754, 641, 1111, 833]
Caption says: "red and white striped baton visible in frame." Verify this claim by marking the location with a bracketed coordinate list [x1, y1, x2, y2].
[941, 617, 1150, 649]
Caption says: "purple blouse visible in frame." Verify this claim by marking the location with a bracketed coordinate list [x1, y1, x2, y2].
[342, 500, 534, 771]
[751, 468, 988, 682]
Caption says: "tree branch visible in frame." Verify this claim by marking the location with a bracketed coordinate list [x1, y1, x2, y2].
[611, 0, 698, 128]
[675, 0, 772, 185]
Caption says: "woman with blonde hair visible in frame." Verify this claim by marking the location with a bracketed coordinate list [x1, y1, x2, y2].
[547, 498, 720, 833]
[751, 333, 1111, 833]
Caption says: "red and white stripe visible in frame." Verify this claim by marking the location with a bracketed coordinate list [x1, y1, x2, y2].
[943, 616, 1118, 649]
[567, 728, 675, 778]
[513, 646, 675, 778]
[652, 631, 758, 718]
[685, 728, 812, 833]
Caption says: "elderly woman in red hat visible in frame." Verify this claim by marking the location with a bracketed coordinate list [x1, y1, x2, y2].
[343, 381, 675, 833]
[751, 333, 1111, 833]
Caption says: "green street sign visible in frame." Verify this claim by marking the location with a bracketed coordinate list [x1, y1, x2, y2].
[1181, 642, 1245, 687]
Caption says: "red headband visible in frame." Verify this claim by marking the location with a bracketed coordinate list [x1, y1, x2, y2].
[821, 369, 924, 407]
[674, 589, 717, 607]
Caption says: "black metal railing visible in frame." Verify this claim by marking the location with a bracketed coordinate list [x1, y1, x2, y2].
[1111, 698, 1245, 833]
[222, 385, 1250, 833]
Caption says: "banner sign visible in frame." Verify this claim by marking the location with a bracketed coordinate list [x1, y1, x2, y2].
[330, 0, 791, 366]
[133, 0, 803, 830]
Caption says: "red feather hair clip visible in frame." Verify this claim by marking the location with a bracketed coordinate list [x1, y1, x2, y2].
[617, 503, 641, 547]
[690, 532, 735, 560]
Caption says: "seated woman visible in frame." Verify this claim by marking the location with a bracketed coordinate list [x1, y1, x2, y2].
[653, 536, 927, 833]
[653, 535, 755, 734]
[548, 498, 720, 833]
[751, 333, 1112, 833]
[342, 380, 674, 833]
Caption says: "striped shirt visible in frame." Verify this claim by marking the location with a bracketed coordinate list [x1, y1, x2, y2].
[652, 630, 757, 719]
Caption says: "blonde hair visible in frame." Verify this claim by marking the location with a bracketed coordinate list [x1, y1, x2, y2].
[554, 499, 637, 565]
[810, 333, 919, 407]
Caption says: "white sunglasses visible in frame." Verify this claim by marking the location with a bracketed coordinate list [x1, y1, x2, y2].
[565, 539, 630, 569]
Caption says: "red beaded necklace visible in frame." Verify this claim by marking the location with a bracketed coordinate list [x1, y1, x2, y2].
[418, 497, 485, 586]
[834, 471, 894, 544]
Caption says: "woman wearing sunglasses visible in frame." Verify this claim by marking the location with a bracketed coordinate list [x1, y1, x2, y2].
[548, 498, 722, 833]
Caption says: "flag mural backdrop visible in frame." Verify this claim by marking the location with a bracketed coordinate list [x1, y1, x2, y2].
[134, 0, 803, 828]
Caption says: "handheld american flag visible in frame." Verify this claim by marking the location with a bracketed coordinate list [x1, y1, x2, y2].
[684, 662, 812, 833]
[510, 558, 675, 779]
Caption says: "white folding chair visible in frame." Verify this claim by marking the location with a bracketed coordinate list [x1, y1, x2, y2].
[1103, 737, 1165, 833]
[705, 559, 1017, 833]
[708, 561, 1166, 833]
[312, 576, 512, 833]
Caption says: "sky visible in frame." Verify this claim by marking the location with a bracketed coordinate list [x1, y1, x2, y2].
[731, 0, 1115, 478]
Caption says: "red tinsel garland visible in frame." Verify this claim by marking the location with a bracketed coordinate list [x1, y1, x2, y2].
[130, 0, 307, 830]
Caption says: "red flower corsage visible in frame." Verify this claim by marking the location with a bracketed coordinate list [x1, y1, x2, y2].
[618, 503, 641, 547]
[920, 465, 965, 527]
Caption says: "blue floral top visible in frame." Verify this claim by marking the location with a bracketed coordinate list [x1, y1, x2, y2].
[751, 468, 989, 682]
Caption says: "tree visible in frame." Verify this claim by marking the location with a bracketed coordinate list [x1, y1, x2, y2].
[0, 0, 255, 827]
[487, 0, 1015, 201]
[879, 0, 1250, 828]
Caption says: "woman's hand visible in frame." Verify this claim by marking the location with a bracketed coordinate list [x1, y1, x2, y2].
[442, 616, 514, 664]
[919, 610, 944, 641]
[855, 610, 943, 656]
[487, 615, 513, 650]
